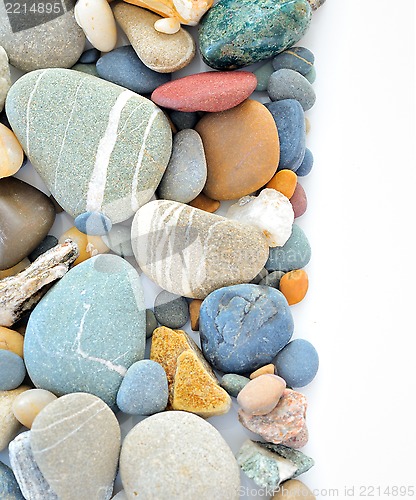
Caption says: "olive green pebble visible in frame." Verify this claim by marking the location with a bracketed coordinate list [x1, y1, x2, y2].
[220, 374, 250, 397]
[71, 63, 100, 77]
[146, 309, 158, 338]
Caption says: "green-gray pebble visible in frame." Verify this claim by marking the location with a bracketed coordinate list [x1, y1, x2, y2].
[0, 461, 24, 499]
[71, 63, 100, 77]
[253, 60, 275, 91]
[102, 224, 134, 257]
[259, 270, 285, 288]
[220, 374, 250, 397]
[146, 309, 158, 338]
[154, 290, 189, 329]
[265, 224, 311, 272]
[268, 69, 316, 111]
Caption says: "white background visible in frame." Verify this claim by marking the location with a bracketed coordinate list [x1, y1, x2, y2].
[2, 0, 416, 498]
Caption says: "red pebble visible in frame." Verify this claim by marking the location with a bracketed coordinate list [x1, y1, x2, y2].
[290, 182, 308, 218]
[151, 71, 257, 112]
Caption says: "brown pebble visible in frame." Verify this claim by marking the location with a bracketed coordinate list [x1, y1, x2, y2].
[273, 479, 316, 499]
[0, 258, 30, 279]
[188, 192, 220, 213]
[250, 364, 275, 379]
[189, 299, 202, 331]
[49, 195, 64, 213]
[290, 182, 307, 218]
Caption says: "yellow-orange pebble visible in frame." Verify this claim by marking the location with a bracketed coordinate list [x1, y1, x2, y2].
[189, 192, 220, 213]
[249, 364, 275, 379]
[189, 299, 203, 331]
[58, 227, 109, 266]
[279, 269, 309, 305]
[0, 327, 24, 357]
[266, 169, 298, 199]
[0, 123, 24, 179]
[12, 388, 57, 429]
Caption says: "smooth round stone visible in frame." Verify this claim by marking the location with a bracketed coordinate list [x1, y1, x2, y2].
[272, 47, 315, 76]
[74, 211, 112, 236]
[132, 200, 269, 299]
[196, 99, 279, 200]
[113, 4, 195, 73]
[28, 235, 58, 262]
[145, 309, 158, 338]
[268, 69, 316, 111]
[279, 269, 309, 305]
[59, 226, 109, 266]
[265, 99, 306, 171]
[116, 360, 168, 415]
[199, 0, 311, 70]
[200, 284, 294, 374]
[273, 479, 316, 499]
[74, 0, 117, 52]
[151, 71, 257, 112]
[102, 224, 134, 258]
[0, 123, 23, 178]
[266, 224, 311, 272]
[0, 327, 24, 357]
[254, 60, 275, 91]
[169, 110, 199, 131]
[31, 393, 121, 499]
[0, 350, 26, 391]
[6, 68, 172, 225]
[71, 63, 100, 77]
[158, 129, 207, 203]
[220, 374, 250, 398]
[0, 177, 55, 270]
[259, 270, 285, 288]
[274, 339, 319, 387]
[290, 183, 308, 218]
[96, 45, 171, 94]
[296, 148, 314, 176]
[78, 48, 101, 64]
[154, 290, 189, 329]
[0, 2, 85, 72]
[0, 461, 24, 500]
[250, 364, 275, 379]
[24, 255, 146, 408]
[120, 411, 240, 498]
[305, 65, 317, 83]
[0, 46, 11, 112]
[237, 374, 286, 415]
[12, 388, 57, 429]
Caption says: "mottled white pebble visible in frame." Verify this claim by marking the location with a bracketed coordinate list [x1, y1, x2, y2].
[75, 0, 117, 52]
[227, 188, 294, 247]
[12, 388, 57, 429]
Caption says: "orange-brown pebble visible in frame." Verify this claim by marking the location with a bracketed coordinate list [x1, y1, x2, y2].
[0, 123, 24, 179]
[189, 192, 220, 213]
[273, 479, 316, 499]
[189, 299, 202, 331]
[58, 226, 109, 265]
[279, 269, 309, 305]
[305, 117, 311, 134]
[0, 327, 24, 357]
[266, 169, 298, 199]
[0, 258, 30, 279]
[250, 364, 275, 379]
[12, 388, 57, 429]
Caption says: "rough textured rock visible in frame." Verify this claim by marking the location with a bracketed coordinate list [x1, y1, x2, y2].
[0, 460, 24, 499]
[120, 411, 240, 499]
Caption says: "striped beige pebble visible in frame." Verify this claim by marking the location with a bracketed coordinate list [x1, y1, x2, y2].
[132, 200, 269, 299]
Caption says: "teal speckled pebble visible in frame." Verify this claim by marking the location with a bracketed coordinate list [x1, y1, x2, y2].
[220, 374, 250, 397]
[0, 350, 26, 391]
[199, 0, 312, 70]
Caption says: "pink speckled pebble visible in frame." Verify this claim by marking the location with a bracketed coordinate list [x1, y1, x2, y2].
[237, 374, 286, 415]
[290, 182, 308, 218]
[282, 421, 309, 449]
[238, 389, 307, 445]
[151, 71, 257, 112]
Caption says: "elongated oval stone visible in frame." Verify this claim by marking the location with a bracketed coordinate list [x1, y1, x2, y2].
[24, 254, 146, 408]
[5, 68, 172, 225]
[199, 0, 312, 70]
[131, 200, 269, 299]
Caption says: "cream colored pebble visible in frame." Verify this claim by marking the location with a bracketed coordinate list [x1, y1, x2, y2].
[237, 374, 286, 416]
[154, 17, 181, 34]
[12, 389, 57, 429]
[0, 123, 24, 179]
[74, 0, 117, 52]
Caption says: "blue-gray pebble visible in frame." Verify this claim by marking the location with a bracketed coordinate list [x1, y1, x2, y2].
[74, 211, 112, 235]
[28, 235, 58, 262]
[154, 290, 189, 329]
[266, 224, 311, 272]
[24, 254, 146, 408]
[200, 284, 294, 374]
[259, 270, 284, 288]
[0, 350, 26, 391]
[96, 45, 171, 94]
[116, 360, 168, 415]
[0, 461, 24, 500]
[304, 66, 316, 84]
[78, 48, 101, 64]
[272, 47, 314, 76]
[268, 69, 316, 111]
[296, 148, 314, 176]
[169, 110, 199, 131]
[220, 374, 250, 397]
[265, 99, 305, 171]
[274, 339, 319, 387]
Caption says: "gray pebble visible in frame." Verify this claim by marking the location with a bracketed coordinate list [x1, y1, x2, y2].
[259, 270, 285, 288]
[169, 110, 200, 130]
[154, 290, 189, 329]
[268, 69, 316, 111]
[250, 268, 269, 284]
[28, 235, 58, 262]
[146, 309, 158, 338]
[78, 48, 101, 64]
[220, 374, 250, 398]
[0, 351, 26, 391]
[102, 224, 134, 257]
